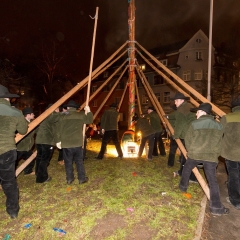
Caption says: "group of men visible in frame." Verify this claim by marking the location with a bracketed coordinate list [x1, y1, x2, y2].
[0, 84, 92, 219]
[1, 82, 240, 219]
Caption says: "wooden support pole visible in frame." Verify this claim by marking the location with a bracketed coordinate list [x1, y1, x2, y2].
[83, 7, 99, 146]
[136, 41, 226, 117]
[79, 60, 128, 110]
[93, 66, 128, 120]
[15, 151, 37, 177]
[135, 79, 142, 115]
[136, 65, 210, 200]
[118, 81, 128, 111]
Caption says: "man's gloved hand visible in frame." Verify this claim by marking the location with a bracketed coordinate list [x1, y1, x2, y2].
[84, 106, 90, 113]
[56, 142, 62, 149]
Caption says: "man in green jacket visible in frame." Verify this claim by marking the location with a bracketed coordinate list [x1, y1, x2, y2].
[133, 113, 156, 161]
[96, 103, 123, 160]
[179, 103, 229, 216]
[147, 106, 166, 157]
[171, 92, 197, 181]
[0, 84, 28, 219]
[17, 107, 36, 175]
[221, 99, 240, 209]
[35, 104, 60, 183]
[57, 100, 93, 184]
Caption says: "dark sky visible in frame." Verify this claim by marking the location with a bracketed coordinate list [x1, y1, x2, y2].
[0, 0, 239, 80]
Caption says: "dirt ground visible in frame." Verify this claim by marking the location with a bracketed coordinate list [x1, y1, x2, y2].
[200, 158, 240, 240]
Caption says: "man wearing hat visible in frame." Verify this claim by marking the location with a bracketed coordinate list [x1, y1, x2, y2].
[171, 92, 197, 181]
[56, 100, 92, 184]
[0, 84, 28, 219]
[179, 103, 229, 216]
[95, 103, 123, 160]
[147, 106, 166, 157]
[35, 104, 60, 183]
[16, 107, 36, 175]
[221, 99, 240, 210]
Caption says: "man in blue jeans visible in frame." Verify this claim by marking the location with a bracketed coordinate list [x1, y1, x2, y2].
[0, 84, 28, 219]
[179, 103, 229, 216]
[221, 98, 240, 209]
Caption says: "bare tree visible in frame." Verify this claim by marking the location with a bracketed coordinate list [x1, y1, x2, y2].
[37, 38, 64, 102]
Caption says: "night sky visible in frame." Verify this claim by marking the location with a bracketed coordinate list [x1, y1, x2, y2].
[0, 0, 239, 80]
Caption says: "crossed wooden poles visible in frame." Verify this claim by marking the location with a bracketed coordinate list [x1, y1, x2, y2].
[15, 41, 226, 200]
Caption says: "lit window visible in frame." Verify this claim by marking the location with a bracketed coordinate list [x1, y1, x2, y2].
[194, 70, 202, 80]
[183, 70, 191, 81]
[139, 64, 146, 71]
[160, 59, 168, 66]
[142, 94, 149, 104]
[164, 92, 170, 103]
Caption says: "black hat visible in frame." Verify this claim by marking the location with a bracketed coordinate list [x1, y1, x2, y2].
[66, 100, 80, 109]
[191, 103, 212, 115]
[0, 84, 19, 98]
[170, 92, 189, 100]
[110, 102, 118, 108]
[231, 98, 240, 108]
[132, 113, 139, 122]
[22, 107, 33, 115]
[148, 106, 155, 111]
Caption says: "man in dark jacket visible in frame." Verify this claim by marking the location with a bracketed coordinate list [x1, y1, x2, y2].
[179, 103, 229, 216]
[0, 84, 28, 219]
[95, 103, 123, 160]
[57, 100, 93, 184]
[171, 92, 197, 181]
[147, 106, 166, 157]
[16, 107, 36, 175]
[221, 99, 240, 209]
[133, 113, 156, 161]
[35, 105, 60, 183]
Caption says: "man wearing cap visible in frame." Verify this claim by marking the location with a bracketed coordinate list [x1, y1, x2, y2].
[132, 113, 156, 161]
[56, 100, 93, 184]
[147, 106, 166, 157]
[16, 107, 36, 175]
[95, 103, 123, 160]
[0, 84, 28, 219]
[35, 104, 60, 183]
[221, 99, 240, 210]
[171, 92, 197, 181]
[179, 103, 229, 216]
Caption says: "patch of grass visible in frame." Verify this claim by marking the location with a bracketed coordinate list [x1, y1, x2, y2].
[0, 139, 204, 239]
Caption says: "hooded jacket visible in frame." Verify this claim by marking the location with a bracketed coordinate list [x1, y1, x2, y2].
[220, 106, 240, 161]
[185, 115, 223, 162]
[0, 99, 28, 155]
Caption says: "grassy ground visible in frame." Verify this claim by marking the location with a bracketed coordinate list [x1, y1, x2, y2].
[0, 140, 204, 240]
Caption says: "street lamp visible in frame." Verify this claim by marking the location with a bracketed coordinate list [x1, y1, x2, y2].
[207, 0, 213, 101]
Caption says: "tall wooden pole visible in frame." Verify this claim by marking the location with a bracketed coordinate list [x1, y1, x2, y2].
[128, 0, 136, 127]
